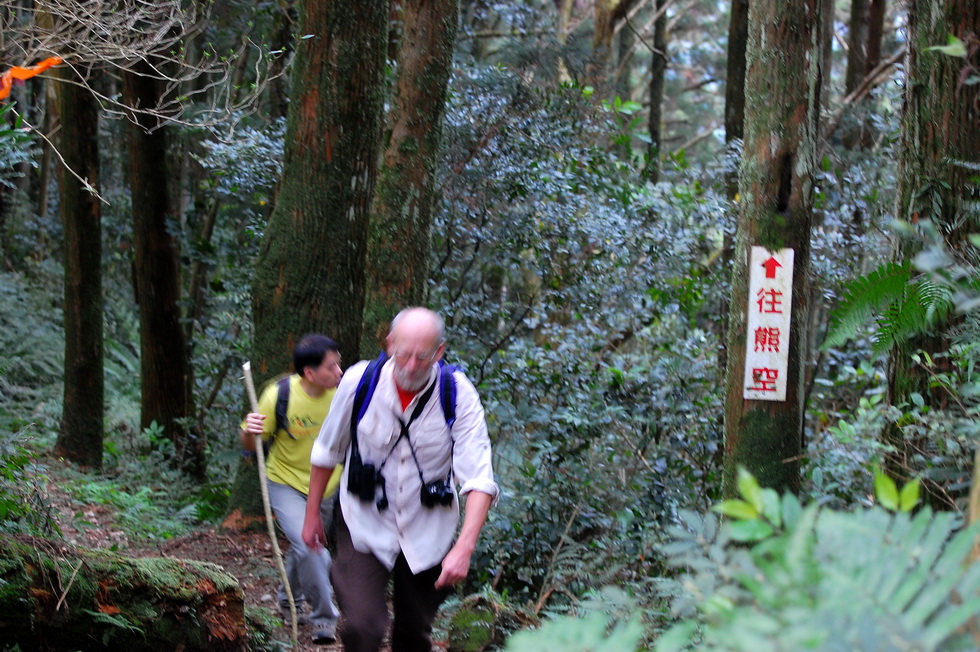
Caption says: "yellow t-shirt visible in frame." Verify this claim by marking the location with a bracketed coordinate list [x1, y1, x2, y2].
[241, 374, 342, 497]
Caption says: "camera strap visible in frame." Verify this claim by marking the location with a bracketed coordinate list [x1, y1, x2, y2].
[379, 378, 439, 482]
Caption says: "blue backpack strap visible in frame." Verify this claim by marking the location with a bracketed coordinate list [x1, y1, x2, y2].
[438, 359, 457, 429]
[274, 376, 294, 439]
[352, 353, 388, 433]
[350, 353, 457, 433]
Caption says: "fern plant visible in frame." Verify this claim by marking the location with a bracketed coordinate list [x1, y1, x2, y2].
[822, 261, 955, 355]
[823, 218, 980, 356]
[655, 469, 980, 652]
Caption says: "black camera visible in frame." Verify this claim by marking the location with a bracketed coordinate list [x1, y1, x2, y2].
[420, 478, 454, 508]
[347, 450, 384, 504]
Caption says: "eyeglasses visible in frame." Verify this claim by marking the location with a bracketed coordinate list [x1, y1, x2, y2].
[393, 348, 438, 363]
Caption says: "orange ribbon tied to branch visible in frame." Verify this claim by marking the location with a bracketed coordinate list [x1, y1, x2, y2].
[0, 56, 63, 101]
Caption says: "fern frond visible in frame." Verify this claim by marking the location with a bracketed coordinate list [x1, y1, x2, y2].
[823, 262, 912, 350]
[873, 278, 954, 355]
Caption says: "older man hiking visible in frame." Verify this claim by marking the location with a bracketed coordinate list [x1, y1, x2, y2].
[302, 307, 498, 652]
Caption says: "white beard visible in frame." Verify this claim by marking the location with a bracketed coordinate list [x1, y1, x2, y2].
[394, 364, 430, 392]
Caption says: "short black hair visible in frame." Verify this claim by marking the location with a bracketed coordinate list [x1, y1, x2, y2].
[293, 334, 340, 375]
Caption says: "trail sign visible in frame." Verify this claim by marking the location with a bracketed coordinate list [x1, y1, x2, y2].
[743, 246, 794, 401]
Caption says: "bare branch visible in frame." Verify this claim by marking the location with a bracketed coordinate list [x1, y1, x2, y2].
[1, 0, 287, 138]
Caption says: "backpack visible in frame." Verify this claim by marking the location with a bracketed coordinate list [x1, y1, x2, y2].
[352, 353, 457, 430]
[273, 375, 296, 439]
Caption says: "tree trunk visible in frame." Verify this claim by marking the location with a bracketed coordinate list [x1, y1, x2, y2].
[361, 0, 460, 357]
[722, 0, 822, 497]
[645, 0, 668, 183]
[866, 0, 886, 71]
[719, 0, 750, 377]
[616, 20, 634, 102]
[53, 63, 104, 470]
[229, 0, 388, 524]
[251, 0, 388, 374]
[842, 0, 870, 148]
[0, 536, 247, 651]
[845, 0, 870, 94]
[887, 0, 980, 495]
[122, 64, 202, 480]
[724, 0, 749, 148]
[593, 0, 637, 85]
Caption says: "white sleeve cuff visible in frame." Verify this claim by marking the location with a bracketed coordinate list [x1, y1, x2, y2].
[459, 478, 500, 506]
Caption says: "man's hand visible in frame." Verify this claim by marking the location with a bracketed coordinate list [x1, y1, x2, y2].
[434, 491, 493, 589]
[435, 541, 474, 589]
[303, 465, 335, 550]
[243, 412, 266, 434]
[302, 512, 325, 550]
[239, 413, 267, 451]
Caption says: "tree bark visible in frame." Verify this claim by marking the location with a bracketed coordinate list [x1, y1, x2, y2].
[229, 0, 388, 524]
[866, 0, 886, 71]
[845, 0, 870, 94]
[719, 0, 751, 377]
[724, 0, 749, 148]
[251, 0, 387, 374]
[593, 0, 638, 85]
[53, 63, 104, 470]
[122, 64, 201, 480]
[0, 536, 247, 651]
[842, 0, 871, 148]
[361, 0, 460, 357]
[722, 0, 823, 497]
[645, 0, 668, 182]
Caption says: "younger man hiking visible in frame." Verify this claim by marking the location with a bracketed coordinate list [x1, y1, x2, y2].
[240, 333, 343, 644]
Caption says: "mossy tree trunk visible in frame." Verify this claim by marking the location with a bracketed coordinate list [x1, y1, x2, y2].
[227, 0, 387, 523]
[722, 0, 823, 498]
[251, 0, 387, 374]
[123, 63, 201, 480]
[886, 0, 980, 496]
[360, 0, 460, 356]
[0, 536, 247, 651]
[53, 63, 104, 470]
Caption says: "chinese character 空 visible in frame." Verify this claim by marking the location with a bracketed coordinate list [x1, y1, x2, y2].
[750, 367, 779, 392]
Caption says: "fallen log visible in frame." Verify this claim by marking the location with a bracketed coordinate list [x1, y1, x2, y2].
[0, 535, 248, 651]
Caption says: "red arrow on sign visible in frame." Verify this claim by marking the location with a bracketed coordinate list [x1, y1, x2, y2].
[762, 257, 781, 278]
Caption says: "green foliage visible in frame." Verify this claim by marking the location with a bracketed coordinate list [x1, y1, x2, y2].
[873, 468, 921, 512]
[436, 63, 730, 607]
[0, 429, 57, 537]
[66, 475, 200, 541]
[822, 261, 955, 355]
[0, 102, 37, 190]
[506, 611, 644, 652]
[656, 472, 980, 652]
[503, 587, 645, 652]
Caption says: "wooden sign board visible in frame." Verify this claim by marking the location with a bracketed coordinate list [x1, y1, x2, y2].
[743, 246, 794, 401]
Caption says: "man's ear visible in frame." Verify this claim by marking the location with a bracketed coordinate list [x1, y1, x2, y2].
[385, 333, 395, 355]
[434, 339, 446, 362]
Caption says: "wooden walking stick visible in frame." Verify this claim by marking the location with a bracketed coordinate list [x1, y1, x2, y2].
[242, 361, 299, 646]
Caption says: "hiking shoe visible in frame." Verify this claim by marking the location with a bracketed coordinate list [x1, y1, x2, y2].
[279, 604, 310, 625]
[311, 623, 337, 645]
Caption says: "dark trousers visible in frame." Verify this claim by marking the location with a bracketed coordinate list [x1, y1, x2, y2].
[331, 507, 450, 652]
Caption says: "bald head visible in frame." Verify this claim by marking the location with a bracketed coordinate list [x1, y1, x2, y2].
[387, 308, 446, 391]
[389, 307, 444, 343]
